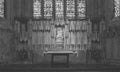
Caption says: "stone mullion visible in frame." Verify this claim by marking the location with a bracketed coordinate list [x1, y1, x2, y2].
[63, 0, 66, 20]
[41, 0, 44, 19]
[75, 0, 77, 19]
[52, 0, 55, 20]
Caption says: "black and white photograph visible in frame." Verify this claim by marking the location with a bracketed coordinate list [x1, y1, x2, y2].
[0, 0, 120, 72]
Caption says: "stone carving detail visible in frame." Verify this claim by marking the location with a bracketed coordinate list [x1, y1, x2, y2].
[56, 27, 64, 43]
[107, 16, 120, 38]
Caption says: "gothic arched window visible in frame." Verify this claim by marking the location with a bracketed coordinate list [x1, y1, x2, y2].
[0, 0, 5, 18]
[44, 0, 53, 18]
[114, 0, 120, 17]
[77, 0, 86, 18]
[55, 0, 64, 18]
[66, 0, 75, 18]
[33, 0, 86, 19]
[33, 0, 42, 19]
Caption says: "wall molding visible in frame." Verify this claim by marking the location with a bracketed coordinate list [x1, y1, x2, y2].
[106, 58, 120, 65]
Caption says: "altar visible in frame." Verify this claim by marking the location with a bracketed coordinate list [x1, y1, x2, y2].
[44, 51, 77, 67]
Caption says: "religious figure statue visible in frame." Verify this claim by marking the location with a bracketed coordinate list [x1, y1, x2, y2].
[56, 27, 64, 43]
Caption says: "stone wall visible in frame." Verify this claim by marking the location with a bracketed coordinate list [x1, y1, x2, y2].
[106, 17, 120, 65]
[0, 0, 14, 63]
[0, 28, 13, 63]
[11, 0, 116, 64]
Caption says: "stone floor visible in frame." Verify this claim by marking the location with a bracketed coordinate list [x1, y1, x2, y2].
[0, 64, 120, 72]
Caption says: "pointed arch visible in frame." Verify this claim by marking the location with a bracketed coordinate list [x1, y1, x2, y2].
[0, 0, 5, 18]
[33, 0, 42, 19]
[114, 0, 120, 17]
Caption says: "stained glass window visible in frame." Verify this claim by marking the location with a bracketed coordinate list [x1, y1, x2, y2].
[55, 0, 64, 18]
[66, 0, 75, 18]
[33, 0, 86, 19]
[33, 0, 41, 19]
[44, 0, 53, 18]
[114, 0, 120, 17]
[77, 0, 86, 18]
[0, 0, 4, 18]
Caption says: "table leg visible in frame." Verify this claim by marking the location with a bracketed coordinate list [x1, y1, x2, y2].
[67, 54, 69, 67]
[51, 54, 54, 67]
[51, 54, 70, 67]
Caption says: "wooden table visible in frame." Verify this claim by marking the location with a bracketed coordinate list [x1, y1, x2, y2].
[44, 51, 77, 67]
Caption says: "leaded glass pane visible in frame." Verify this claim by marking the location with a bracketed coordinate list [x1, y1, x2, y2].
[55, 0, 64, 18]
[33, 0, 41, 19]
[77, 0, 86, 18]
[66, 0, 75, 18]
[114, 0, 120, 17]
[0, 0, 4, 18]
[44, 0, 53, 18]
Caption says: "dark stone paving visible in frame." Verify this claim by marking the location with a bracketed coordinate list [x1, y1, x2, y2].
[0, 64, 119, 72]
